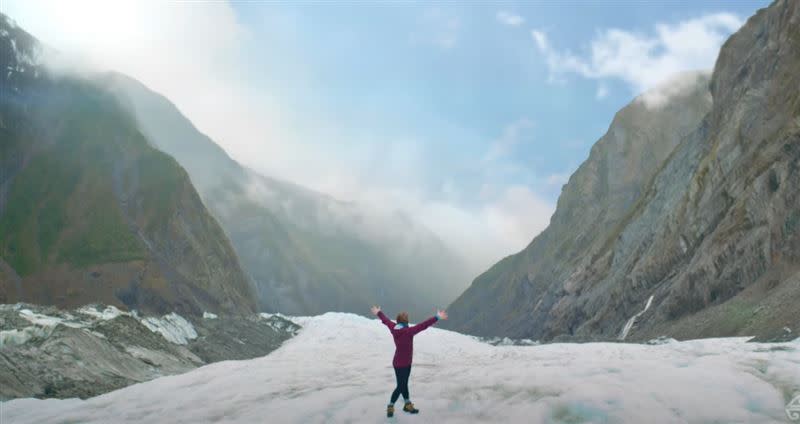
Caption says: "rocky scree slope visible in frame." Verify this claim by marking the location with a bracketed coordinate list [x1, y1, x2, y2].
[0, 303, 299, 400]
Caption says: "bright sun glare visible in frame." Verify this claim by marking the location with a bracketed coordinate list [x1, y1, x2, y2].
[25, 0, 146, 48]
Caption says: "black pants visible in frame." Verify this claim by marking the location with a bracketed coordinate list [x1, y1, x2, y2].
[390, 366, 411, 404]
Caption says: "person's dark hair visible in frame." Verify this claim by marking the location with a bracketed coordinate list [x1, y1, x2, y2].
[396, 312, 409, 324]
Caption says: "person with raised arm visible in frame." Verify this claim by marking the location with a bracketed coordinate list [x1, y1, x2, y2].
[370, 305, 448, 417]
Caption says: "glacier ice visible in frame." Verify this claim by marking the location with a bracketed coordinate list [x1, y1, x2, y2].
[77, 305, 128, 321]
[3, 312, 798, 423]
[0, 326, 51, 348]
[140, 313, 198, 345]
[8, 304, 199, 347]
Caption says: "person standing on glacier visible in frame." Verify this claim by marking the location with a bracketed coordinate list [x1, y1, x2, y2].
[370, 305, 448, 417]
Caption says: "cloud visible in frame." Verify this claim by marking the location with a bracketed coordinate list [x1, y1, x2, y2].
[484, 185, 554, 252]
[307, 117, 554, 273]
[545, 173, 570, 188]
[636, 69, 710, 108]
[3, 0, 295, 164]
[483, 118, 534, 162]
[532, 13, 743, 103]
[595, 83, 609, 100]
[496, 11, 524, 27]
[412, 185, 554, 272]
[531, 30, 548, 51]
[3, 0, 556, 276]
[303, 171, 553, 274]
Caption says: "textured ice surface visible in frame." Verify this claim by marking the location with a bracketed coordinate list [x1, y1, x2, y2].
[77, 305, 128, 321]
[140, 313, 198, 345]
[0, 326, 51, 348]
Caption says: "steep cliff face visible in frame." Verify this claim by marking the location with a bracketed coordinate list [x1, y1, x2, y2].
[102, 74, 471, 318]
[447, 0, 800, 341]
[0, 15, 255, 316]
[446, 72, 713, 338]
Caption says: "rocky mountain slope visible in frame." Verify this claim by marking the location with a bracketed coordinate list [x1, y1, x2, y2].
[0, 303, 298, 399]
[0, 14, 255, 316]
[447, 0, 800, 342]
[101, 74, 471, 318]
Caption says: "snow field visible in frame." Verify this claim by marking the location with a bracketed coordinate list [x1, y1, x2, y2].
[2, 312, 799, 423]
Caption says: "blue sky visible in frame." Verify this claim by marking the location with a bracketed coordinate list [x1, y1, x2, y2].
[229, 1, 765, 197]
[2, 0, 769, 270]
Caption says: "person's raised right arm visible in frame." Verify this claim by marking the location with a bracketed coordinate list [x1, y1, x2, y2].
[371, 305, 396, 330]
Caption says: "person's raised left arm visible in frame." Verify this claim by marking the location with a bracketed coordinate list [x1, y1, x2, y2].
[410, 309, 447, 335]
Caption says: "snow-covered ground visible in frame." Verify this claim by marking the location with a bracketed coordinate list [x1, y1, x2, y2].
[2, 312, 799, 423]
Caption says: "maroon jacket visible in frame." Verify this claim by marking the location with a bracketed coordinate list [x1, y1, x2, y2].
[378, 311, 439, 368]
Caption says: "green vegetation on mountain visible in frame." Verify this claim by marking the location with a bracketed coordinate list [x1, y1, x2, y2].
[0, 84, 148, 274]
[0, 15, 255, 315]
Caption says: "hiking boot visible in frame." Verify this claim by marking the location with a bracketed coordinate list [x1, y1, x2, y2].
[387, 405, 394, 417]
[403, 402, 419, 414]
